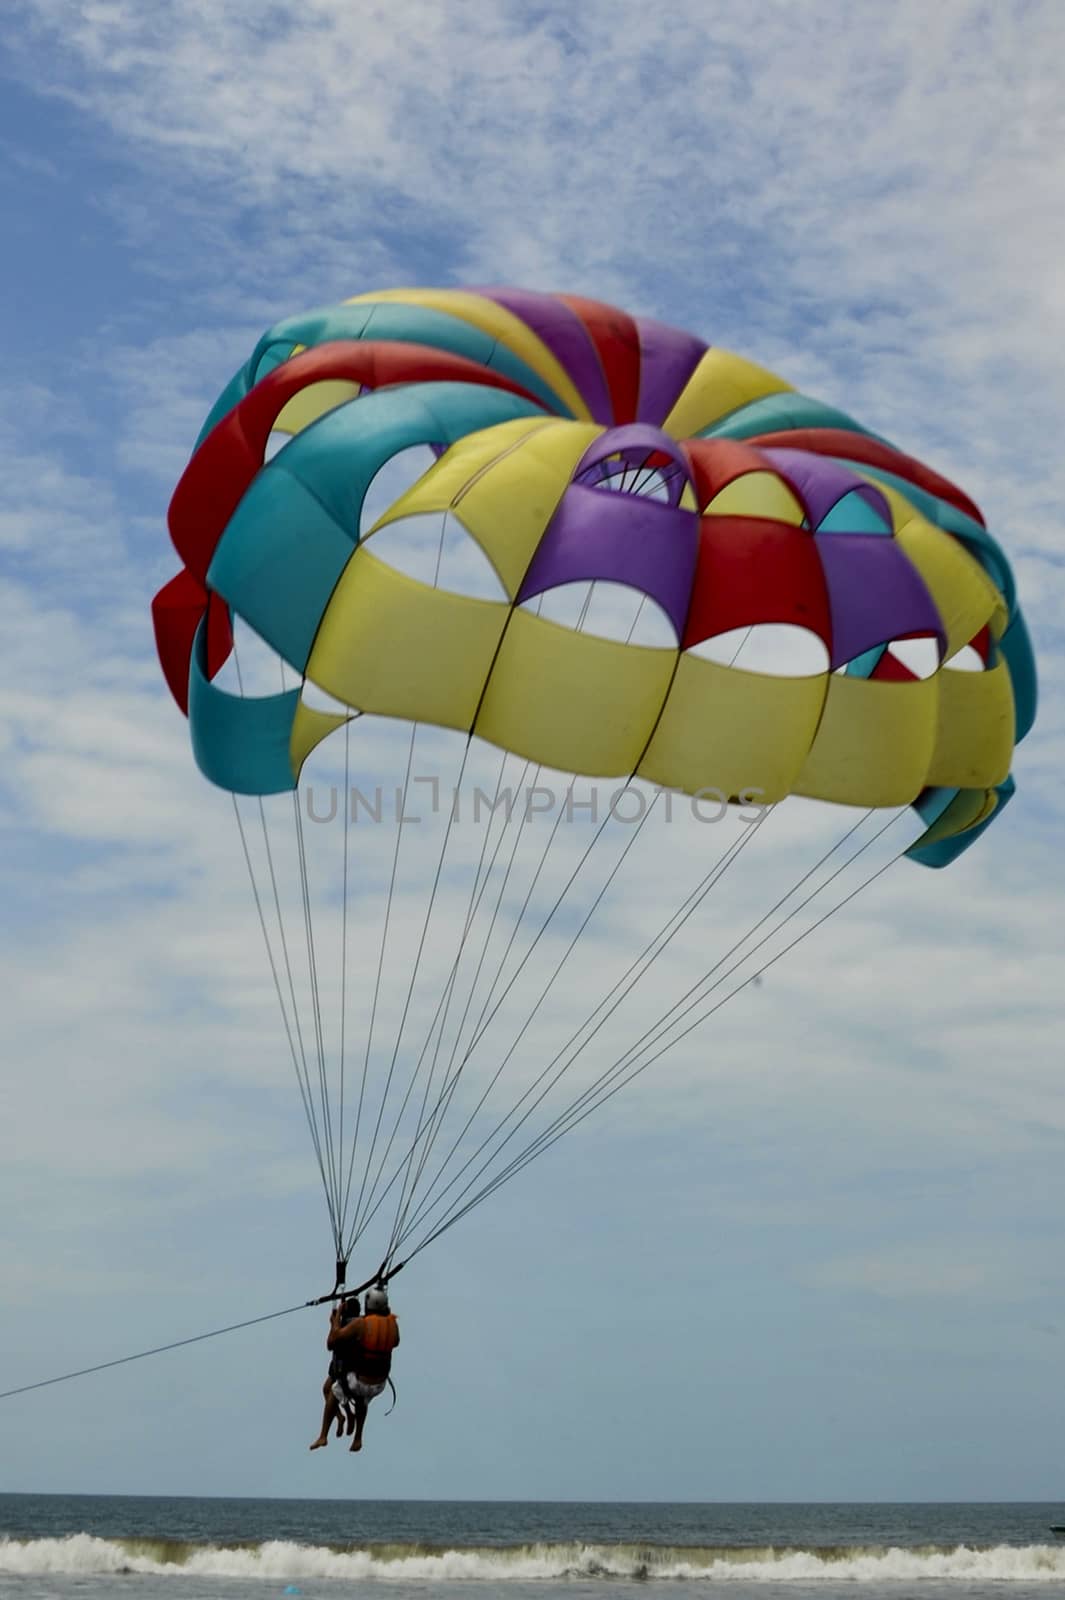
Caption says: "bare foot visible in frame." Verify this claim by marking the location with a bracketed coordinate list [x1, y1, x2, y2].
[309, 1436, 328, 1451]
[349, 1435, 363, 1452]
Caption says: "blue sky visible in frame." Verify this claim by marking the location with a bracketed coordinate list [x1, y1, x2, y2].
[1, 0, 1064, 1503]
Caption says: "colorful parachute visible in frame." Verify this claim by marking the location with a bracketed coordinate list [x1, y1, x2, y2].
[152, 288, 1037, 1274]
[155, 286, 1034, 867]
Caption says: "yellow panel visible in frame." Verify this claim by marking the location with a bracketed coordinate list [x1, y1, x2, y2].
[370, 420, 600, 597]
[476, 609, 675, 777]
[866, 483, 1007, 657]
[289, 701, 350, 776]
[307, 547, 508, 730]
[795, 673, 938, 806]
[663, 348, 792, 439]
[703, 472, 805, 524]
[368, 416, 558, 530]
[639, 654, 826, 802]
[274, 380, 363, 437]
[926, 659, 1015, 788]
[344, 288, 591, 421]
[914, 787, 998, 852]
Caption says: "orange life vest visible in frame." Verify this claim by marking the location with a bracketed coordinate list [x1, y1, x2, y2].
[360, 1313, 399, 1354]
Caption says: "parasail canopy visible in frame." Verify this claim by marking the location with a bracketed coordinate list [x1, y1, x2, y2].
[153, 287, 1037, 1276]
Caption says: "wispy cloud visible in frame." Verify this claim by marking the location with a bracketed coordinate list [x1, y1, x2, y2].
[1, 0, 1062, 1499]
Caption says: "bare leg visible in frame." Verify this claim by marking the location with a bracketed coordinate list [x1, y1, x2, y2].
[310, 1376, 339, 1450]
[350, 1394, 368, 1452]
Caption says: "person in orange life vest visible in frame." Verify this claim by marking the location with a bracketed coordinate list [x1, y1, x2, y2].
[327, 1283, 400, 1453]
[309, 1294, 364, 1451]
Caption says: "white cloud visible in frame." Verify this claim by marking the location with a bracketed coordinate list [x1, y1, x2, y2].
[807, 1244, 1037, 1303]
[1, 0, 1063, 1497]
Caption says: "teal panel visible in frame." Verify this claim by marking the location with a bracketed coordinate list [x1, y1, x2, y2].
[910, 784, 961, 830]
[245, 301, 574, 418]
[906, 777, 1015, 869]
[829, 455, 1036, 742]
[997, 609, 1038, 741]
[282, 381, 545, 531]
[195, 366, 254, 450]
[207, 470, 356, 671]
[698, 392, 890, 444]
[832, 459, 1015, 606]
[361, 302, 575, 417]
[248, 305, 375, 386]
[816, 491, 892, 534]
[188, 619, 299, 795]
[207, 382, 546, 671]
[843, 644, 888, 679]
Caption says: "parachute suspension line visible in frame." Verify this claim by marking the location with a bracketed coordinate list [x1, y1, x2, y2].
[467, 809, 912, 1222]
[273, 647, 341, 1235]
[390, 787, 664, 1259]
[390, 803, 772, 1253]
[348, 737, 476, 1248]
[402, 810, 913, 1262]
[448, 589, 651, 1082]
[227, 640, 340, 1252]
[339, 716, 419, 1240]
[440, 585, 644, 1092]
[384, 590, 650, 1254]
[347, 747, 542, 1255]
[584, 808, 902, 1108]
[349, 740, 516, 1249]
[230, 795, 338, 1248]
[256, 793, 339, 1246]
[390, 598, 761, 1248]
[382, 602, 772, 1264]
[292, 787, 342, 1229]
[376, 743, 532, 1257]
[337, 713, 352, 1237]
[728, 627, 755, 667]
[358, 598, 564, 1254]
[382, 761, 539, 1255]
[401, 806, 861, 1250]
[343, 509, 467, 1249]
[400, 801, 871, 1249]
[383, 589, 607, 1252]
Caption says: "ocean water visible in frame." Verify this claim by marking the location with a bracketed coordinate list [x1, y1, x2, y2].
[1, 1496, 1064, 1598]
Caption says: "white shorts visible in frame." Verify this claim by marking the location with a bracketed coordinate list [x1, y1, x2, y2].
[333, 1376, 386, 1406]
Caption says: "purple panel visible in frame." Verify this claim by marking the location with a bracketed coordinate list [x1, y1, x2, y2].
[473, 286, 614, 423]
[633, 317, 708, 426]
[763, 447, 892, 529]
[817, 534, 945, 668]
[517, 484, 699, 640]
[576, 423, 692, 507]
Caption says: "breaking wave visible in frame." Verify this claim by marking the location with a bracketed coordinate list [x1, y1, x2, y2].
[3, 1533, 1065, 1582]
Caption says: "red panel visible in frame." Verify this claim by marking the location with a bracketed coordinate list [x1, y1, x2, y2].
[151, 569, 207, 714]
[682, 516, 832, 649]
[151, 571, 233, 714]
[683, 438, 779, 510]
[557, 294, 642, 424]
[871, 650, 918, 683]
[167, 341, 546, 582]
[743, 427, 985, 527]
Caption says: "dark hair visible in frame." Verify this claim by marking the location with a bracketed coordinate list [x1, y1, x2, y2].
[340, 1295, 361, 1319]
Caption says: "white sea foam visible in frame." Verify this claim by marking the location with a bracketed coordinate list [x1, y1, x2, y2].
[3, 1534, 1065, 1582]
